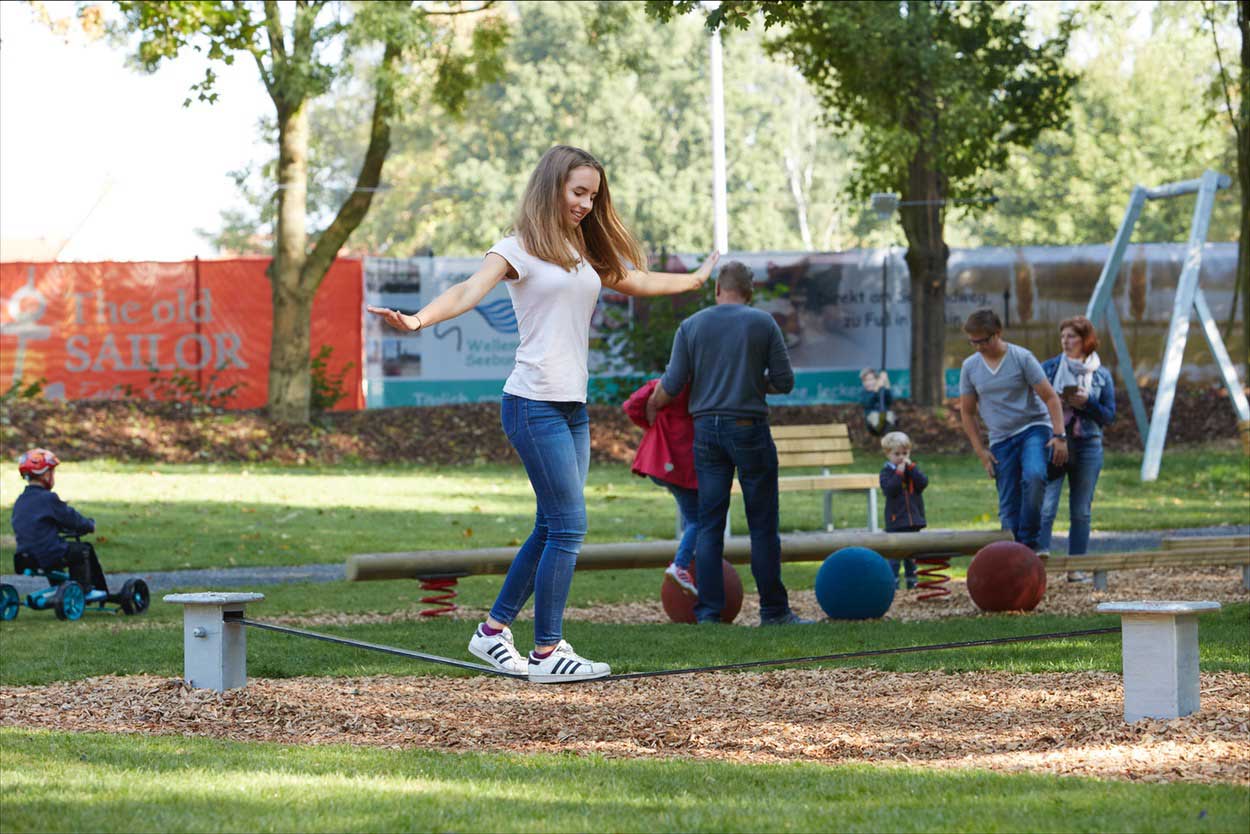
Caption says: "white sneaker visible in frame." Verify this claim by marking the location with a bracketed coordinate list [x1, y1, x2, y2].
[468, 624, 527, 675]
[527, 640, 611, 684]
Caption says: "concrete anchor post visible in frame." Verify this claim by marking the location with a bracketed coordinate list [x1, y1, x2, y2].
[164, 592, 265, 692]
[1097, 600, 1221, 722]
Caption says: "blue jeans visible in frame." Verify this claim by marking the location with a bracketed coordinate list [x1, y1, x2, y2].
[889, 559, 917, 580]
[991, 425, 1050, 551]
[1038, 436, 1103, 555]
[650, 476, 697, 570]
[692, 415, 789, 622]
[490, 394, 589, 646]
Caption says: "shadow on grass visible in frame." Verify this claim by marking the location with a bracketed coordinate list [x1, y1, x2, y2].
[2, 729, 1247, 833]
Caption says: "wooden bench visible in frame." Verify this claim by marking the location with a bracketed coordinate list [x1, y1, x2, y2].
[726, 422, 880, 533]
[1043, 540, 1250, 591]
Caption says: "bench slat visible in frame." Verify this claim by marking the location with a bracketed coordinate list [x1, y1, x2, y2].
[732, 474, 878, 493]
[776, 451, 856, 468]
[771, 423, 849, 440]
[774, 438, 854, 453]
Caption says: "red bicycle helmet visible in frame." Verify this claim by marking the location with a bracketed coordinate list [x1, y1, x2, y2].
[18, 448, 59, 479]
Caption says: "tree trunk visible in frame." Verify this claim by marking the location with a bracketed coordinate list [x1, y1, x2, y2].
[263, 38, 400, 425]
[1240, 0, 1250, 376]
[267, 99, 313, 424]
[900, 153, 949, 406]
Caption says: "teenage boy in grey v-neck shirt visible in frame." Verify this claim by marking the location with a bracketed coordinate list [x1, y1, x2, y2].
[958, 309, 1067, 551]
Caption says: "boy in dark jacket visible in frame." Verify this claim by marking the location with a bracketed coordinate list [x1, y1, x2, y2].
[879, 431, 928, 589]
[11, 448, 108, 598]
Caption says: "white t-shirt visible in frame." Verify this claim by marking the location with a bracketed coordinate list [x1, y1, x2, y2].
[488, 235, 603, 403]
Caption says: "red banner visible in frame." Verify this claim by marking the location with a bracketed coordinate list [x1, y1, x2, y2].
[0, 258, 363, 410]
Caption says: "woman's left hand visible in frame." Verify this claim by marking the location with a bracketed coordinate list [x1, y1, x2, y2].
[1064, 389, 1089, 408]
[689, 250, 721, 290]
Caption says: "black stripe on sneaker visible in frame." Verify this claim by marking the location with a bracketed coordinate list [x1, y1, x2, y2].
[489, 644, 507, 660]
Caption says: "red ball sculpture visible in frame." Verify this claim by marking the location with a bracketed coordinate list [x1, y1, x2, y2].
[966, 541, 1048, 612]
[660, 559, 743, 624]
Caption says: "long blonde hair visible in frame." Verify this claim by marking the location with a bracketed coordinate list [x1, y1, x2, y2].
[513, 145, 644, 286]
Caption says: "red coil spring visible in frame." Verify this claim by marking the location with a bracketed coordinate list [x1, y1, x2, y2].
[914, 556, 951, 600]
[417, 577, 460, 617]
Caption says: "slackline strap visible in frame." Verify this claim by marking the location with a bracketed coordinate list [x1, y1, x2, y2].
[229, 614, 1118, 684]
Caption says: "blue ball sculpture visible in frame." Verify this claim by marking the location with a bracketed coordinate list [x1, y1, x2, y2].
[814, 546, 896, 620]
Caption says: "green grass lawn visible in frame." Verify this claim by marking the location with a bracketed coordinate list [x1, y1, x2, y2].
[2, 447, 1245, 573]
[1, 729, 1246, 834]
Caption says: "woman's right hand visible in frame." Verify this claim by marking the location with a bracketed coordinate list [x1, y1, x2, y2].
[367, 305, 421, 332]
[977, 448, 997, 479]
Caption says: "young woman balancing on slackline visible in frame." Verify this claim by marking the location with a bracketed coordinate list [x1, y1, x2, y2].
[369, 145, 718, 683]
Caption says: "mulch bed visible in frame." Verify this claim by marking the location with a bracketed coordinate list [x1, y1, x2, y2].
[2, 384, 1245, 466]
[2, 670, 1246, 784]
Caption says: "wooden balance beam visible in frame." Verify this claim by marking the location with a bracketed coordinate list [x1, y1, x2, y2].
[346, 529, 1012, 582]
[1160, 535, 1249, 552]
[1044, 546, 1250, 591]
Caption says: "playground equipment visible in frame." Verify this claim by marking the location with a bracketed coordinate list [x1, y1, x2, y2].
[164, 590, 1221, 722]
[966, 541, 1047, 613]
[346, 529, 1011, 616]
[813, 547, 896, 620]
[660, 559, 742, 624]
[1043, 537, 1250, 591]
[1085, 169, 1249, 481]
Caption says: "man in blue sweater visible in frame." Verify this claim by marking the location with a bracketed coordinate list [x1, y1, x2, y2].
[647, 261, 812, 625]
[11, 448, 108, 595]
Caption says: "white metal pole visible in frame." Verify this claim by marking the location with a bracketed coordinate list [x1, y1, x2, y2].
[708, 14, 729, 255]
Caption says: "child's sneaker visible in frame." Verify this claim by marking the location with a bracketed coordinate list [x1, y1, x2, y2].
[527, 640, 610, 684]
[468, 623, 527, 675]
[665, 563, 698, 596]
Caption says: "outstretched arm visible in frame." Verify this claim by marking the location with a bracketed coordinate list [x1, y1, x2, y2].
[367, 253, 511, 332]
[613, 251, 720, 297]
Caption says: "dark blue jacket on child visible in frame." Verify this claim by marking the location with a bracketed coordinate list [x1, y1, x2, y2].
[860, 386, 893, 414]
[11, 485, 94, 568]
[879, 462, 927, 532]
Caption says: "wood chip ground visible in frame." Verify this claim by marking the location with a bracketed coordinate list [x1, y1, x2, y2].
[2, 670, 1247, 785]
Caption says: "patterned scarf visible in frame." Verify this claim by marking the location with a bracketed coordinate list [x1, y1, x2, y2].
[1052, 351, 1101, 437]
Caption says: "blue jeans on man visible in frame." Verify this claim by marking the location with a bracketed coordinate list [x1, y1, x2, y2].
[650, 476, 697, 570]
[691, 415, 789, 622]
[489, 395, 589, 646]
[990, 424, 1051, 550]
[1038, 435, 1103, 555]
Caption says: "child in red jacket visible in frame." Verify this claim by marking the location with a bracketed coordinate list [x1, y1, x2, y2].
[623, 379, 698, 595]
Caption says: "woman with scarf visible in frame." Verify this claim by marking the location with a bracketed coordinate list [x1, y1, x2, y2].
[1037, 316, 1116, 580]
